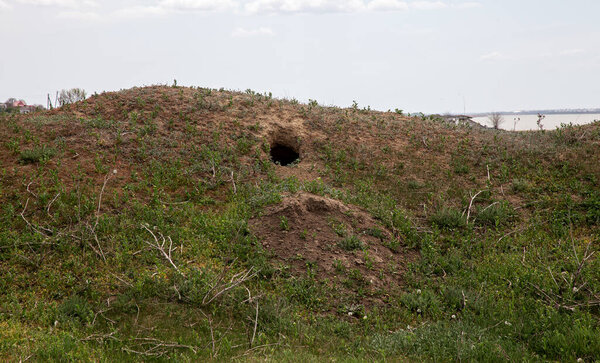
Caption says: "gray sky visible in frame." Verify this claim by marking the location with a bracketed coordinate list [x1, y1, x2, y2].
[1, 0, 599, 113]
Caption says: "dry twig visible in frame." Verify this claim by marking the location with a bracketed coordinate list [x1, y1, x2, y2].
[466, 190, 485, 224]
[141, 224, 184, 276]
[202, 264, 259, 306]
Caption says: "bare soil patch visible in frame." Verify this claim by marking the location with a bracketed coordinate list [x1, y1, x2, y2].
[250, 192, 414, 305]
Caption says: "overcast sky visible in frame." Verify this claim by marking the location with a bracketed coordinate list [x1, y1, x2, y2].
[1, 0, 599, 113]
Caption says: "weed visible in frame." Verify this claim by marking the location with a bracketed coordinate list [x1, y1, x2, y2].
[511, 178, 530, 193]
[430, 208, 466, 230]
[475, 201, 515, 227]
[18, 146, 56, 164]
[366, 227, 385, 240]
[338, 235, 364, 251]
[58, 296, 93, 324]
[280, 215, 289, 231]
[300, 229, 308, 240]
[334, 259, 346, 273]
[331, 220, 347, 237]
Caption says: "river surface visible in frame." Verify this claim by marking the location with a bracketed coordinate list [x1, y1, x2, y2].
[471, 113, 600, 131]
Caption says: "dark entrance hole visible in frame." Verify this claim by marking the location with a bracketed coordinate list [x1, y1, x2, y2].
[270, 143, 300, 166]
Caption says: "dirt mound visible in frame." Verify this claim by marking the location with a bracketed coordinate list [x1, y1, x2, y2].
[250, 192, 413, 305]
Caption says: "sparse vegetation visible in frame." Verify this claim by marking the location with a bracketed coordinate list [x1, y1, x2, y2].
[338, 235, 364, 251]
[0, 85, 599, 361]
[430, 207, 466, 230]
[18, 145, 56, 164]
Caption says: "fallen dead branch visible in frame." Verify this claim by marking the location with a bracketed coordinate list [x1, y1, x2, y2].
[466, 190, 485, 224]
[46, 192, 60, 219]
[81, 330, 119, 343]
[122, 337, 199, 357]
[94, 170, 116, 230]
[527, 239, 599, 312]
[20, 198, 53, 237]
[84, 222, 106, 262]
[141, 224, 184, 276]
[202, 263, 259, 306]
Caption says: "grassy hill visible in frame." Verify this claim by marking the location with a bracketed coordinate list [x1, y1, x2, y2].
[1, 85, 599, 361]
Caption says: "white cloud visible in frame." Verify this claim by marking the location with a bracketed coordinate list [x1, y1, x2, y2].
[560, 48, 585, 56]
[158, 0, 237, 11]
[114, 5, 167, 18]
[409, 1, 447, 10]
[479, 51, 508, 61]
[243, 0, 477, 14]
[395, 24, 434, 35]
[98, 0, 482, 18]
[245, 0, 365, 14]
[231, 26, 274, 37]
[454, 1, 481, 9]
[0, 0, 11, 8]
[367, 0, 408, 11]
[116, 0, 237, 18]
[14, 0, 97, 7]
[57, 9, 100, 20]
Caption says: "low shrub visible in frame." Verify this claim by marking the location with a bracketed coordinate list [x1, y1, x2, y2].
[338, 235, 364, 251]
[18, 146, 56, 164]
[475, 201, 516, 227]
[430, 208, 466, 230]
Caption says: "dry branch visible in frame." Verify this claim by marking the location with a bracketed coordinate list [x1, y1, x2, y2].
[46, 192, 60, 219]
[122, 337, 198, 357]
[202, 265, 259, 306]
[20, 198, 53, 237]
[466, 190, 485, 224]
[141, 224, 184, 276]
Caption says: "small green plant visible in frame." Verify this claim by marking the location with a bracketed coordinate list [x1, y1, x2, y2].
[399, 289, 442, 317]
[384, 238, 402, 252]
[300, 229, 308, 240]
[430, 207, 466, 230]
[475, 201, 515, 227]
[453, 162, 470, 175]
[58, 296, 93, 324]
[331, 221, 347, 237]
[18, 146, 56, 164]
[511, 178, 530, 193]
[5, 138, 20, 153]
[333, 259, 345, 273]
[347, 268, 366, 285]
[363, 251, 373, 269]
[407, 179, 424, 190]
[280, 215, 289, 231]
[366, 227, 385, 240]
[338, 235, 364, 251]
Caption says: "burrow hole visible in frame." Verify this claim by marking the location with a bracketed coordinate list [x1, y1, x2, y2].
[270, 143, 300, 166]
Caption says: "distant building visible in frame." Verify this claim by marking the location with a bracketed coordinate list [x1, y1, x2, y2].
[20, 105, 40, 114]
[1, 99, 43, 113]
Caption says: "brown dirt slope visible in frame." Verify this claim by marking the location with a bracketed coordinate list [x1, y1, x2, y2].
[250, 192, 416, 305]
[1, 85, 599, 303]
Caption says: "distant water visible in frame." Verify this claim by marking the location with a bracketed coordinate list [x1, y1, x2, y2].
[472, 113, 600, 131]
